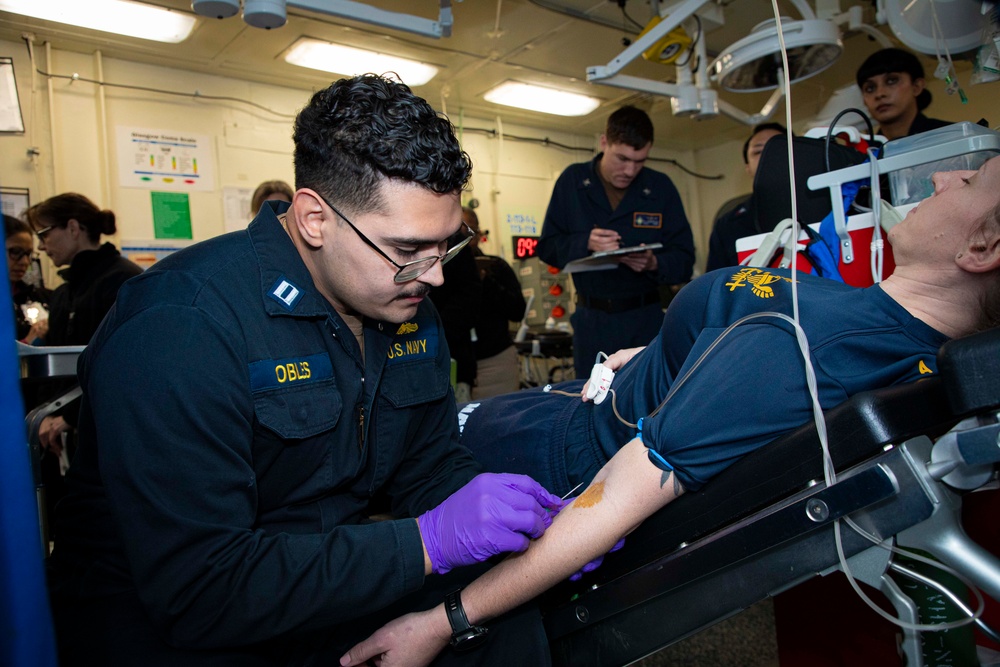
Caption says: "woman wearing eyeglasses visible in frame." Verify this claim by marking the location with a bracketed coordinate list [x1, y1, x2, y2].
[25, 193, 143, 347]
[5, 213, 50, 344]
[25, 194, 143, 455]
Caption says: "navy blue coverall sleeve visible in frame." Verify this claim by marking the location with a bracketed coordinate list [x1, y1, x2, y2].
[537, 168, 592, 271]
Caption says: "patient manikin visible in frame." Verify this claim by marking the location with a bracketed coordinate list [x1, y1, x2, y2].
[342, 157, 1000, 667]
[457, 263, 945, 497]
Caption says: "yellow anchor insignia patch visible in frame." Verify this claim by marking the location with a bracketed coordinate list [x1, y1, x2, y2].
[725, 267, 794, 299]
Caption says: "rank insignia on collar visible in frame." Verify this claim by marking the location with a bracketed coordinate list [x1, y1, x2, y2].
[583, 178, 591, 187]
[643, 188, 651, 196]
[268, 276, 303, 310]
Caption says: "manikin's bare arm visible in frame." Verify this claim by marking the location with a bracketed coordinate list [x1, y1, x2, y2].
[341, 438, 684, 667]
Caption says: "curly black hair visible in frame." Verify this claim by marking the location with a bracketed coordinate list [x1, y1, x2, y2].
[293, 74, 472, 214]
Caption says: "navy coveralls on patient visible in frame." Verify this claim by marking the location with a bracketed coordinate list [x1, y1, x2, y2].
[537, 155, 695, 378]
[460, 267, 947, 496]
[47, 201, 531, 664]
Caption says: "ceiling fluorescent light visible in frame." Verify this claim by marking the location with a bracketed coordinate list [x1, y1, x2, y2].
[284, 38, 438, 86]
[483, 82, 600, 117]
[0, 0, 197, 43]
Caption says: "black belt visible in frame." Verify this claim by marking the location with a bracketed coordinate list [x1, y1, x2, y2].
[576, 290, 661, 314]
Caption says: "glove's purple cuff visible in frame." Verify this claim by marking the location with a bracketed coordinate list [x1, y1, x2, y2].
[417, 510, 450, 575]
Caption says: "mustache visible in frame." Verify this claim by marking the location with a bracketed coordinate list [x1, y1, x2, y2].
[398, 284, 431, 300]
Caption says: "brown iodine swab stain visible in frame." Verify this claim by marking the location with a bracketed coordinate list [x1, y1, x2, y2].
[574, 481, 605, 508]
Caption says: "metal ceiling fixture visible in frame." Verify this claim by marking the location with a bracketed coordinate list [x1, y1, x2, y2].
[191, 0, 456, 38]
[586, 0, 906, 125]
[710, 18, 842, 93]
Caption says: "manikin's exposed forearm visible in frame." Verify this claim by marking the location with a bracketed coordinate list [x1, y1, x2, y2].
[339, 439, 685, 667]
[462, 438, 684, 626]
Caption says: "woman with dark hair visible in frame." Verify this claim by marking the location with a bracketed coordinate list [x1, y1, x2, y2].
[26, 193, 142, 347]
[5, 213, 50, 343]
[857, 47, 951, 141]
[25, 193, 142, 452]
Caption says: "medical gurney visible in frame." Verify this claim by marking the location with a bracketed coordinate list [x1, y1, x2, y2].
[541, 327, 1000, 667]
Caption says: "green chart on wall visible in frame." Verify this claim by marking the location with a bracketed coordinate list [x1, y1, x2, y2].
[151, 191, 192, 239]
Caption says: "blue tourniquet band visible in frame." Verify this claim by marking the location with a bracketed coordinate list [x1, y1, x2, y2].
[639, 417, 673, 471]
[647, 448, 674, 472]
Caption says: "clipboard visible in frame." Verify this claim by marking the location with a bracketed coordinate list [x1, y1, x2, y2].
[562, 243, 662, 274]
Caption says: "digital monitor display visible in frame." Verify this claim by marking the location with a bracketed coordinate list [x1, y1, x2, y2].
[513, 235, 539, 260]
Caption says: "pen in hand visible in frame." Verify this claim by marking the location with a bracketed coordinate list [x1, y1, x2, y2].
[589, 227, 621, 253]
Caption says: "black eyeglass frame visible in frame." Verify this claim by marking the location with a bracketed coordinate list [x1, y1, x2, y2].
[6, 247, 37, 262]
[317, 192, 475, 284]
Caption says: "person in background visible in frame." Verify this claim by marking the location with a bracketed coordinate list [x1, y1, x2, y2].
[464, 207, 527, 399]
[25, 193, 143, 453]
[857, 48, 950, 141]
[705, 123, 788, 272]
[47, 74, 560, 666]
[26, 193, 143, 348]
[6, 213, 49, 344]
[429, 223, 483, 403]
[538, 105, 695, 379]
[250, 179, 294, 217]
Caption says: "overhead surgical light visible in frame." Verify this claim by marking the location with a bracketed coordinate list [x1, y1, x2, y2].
[585, 0, 857, 125]
[880, 0, 983, 55]
[483, 81, 601, 117]
[0, 0, 197, 43]
[283, 38, 439, 86]
[710, 18, 842, 92]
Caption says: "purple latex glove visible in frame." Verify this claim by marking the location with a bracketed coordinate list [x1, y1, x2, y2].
[570, 537, 626, 581]
[418, 473, 563, 575]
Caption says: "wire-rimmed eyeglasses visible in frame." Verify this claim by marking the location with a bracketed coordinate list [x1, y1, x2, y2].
[317, 192, 475, 284]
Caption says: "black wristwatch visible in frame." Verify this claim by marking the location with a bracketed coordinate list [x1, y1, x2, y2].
[444, 588, 489, 652]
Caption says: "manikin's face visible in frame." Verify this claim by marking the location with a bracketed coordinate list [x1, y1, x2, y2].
[306, 180, 462, 324]
[860, 72, 924, 127]
[6, 231, 33, 283]
[598, 136, 651, 190]
[745, 129, 783, 179]
[889, 156, 1000, 268]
